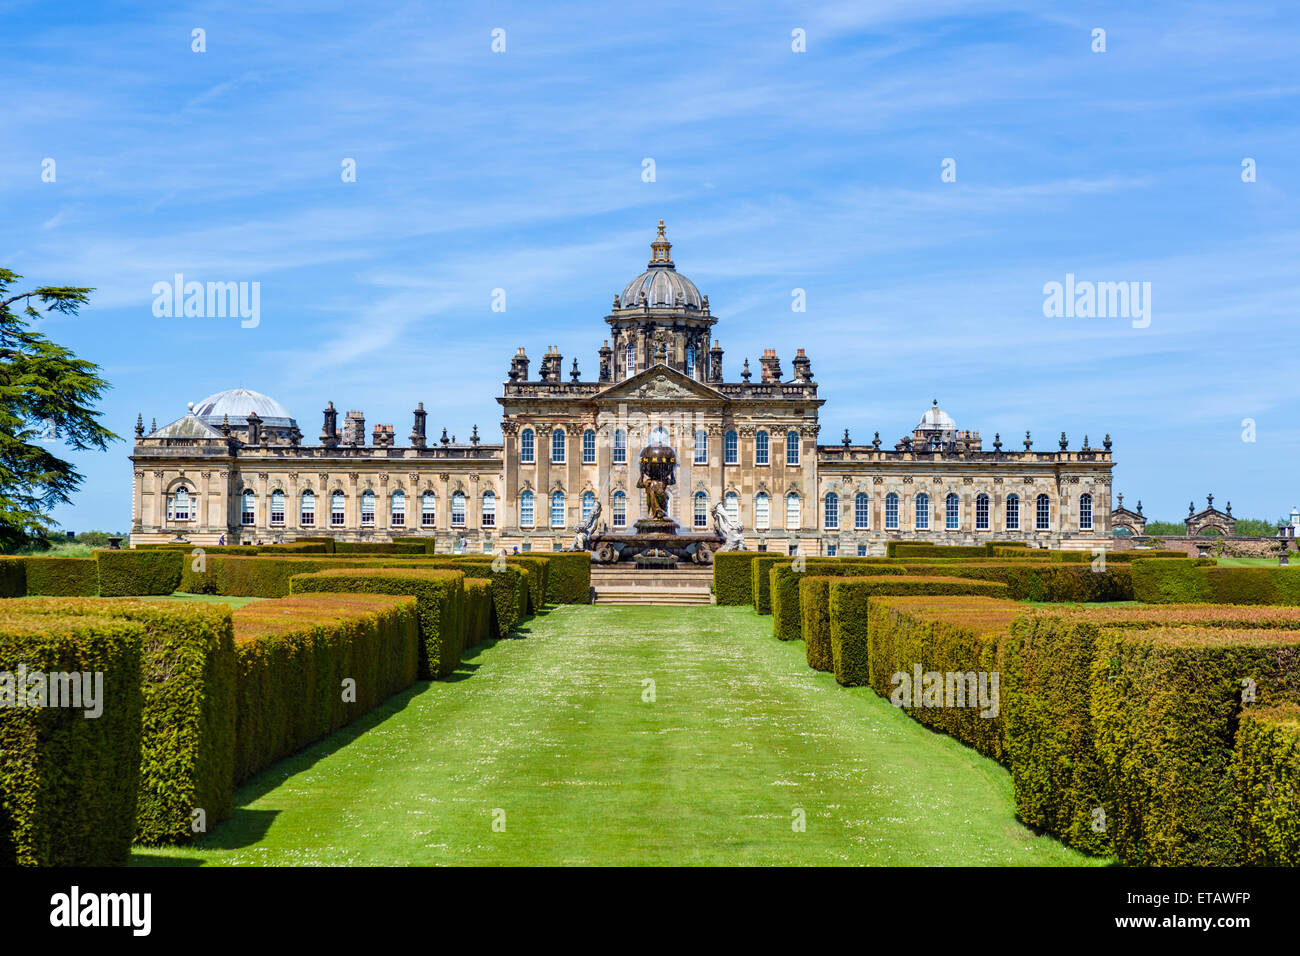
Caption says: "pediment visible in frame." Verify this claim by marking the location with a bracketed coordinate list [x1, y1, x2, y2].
[596, 365, 728, 404]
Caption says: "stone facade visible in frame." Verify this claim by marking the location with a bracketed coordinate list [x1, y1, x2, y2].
[129, 222, 1116, 554]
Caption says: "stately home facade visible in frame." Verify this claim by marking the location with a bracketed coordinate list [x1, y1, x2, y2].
[130, 223, 1116, 554]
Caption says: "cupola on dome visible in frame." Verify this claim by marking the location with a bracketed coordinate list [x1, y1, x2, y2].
[192, 388, 296, 428]
[617, 220, 704, 310]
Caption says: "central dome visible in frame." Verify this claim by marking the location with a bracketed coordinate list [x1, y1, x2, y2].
[617, 221, 704, 309]
[193, 388, 296, 428]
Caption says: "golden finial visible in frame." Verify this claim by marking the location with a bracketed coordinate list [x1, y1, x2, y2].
[657, 219, 665, 238]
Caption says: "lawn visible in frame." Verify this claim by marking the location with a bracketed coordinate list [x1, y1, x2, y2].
[133, 605, 1098, 867]
[150, 592, 268, 609]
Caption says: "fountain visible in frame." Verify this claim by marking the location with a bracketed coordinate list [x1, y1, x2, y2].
[581, 433, 740, 565]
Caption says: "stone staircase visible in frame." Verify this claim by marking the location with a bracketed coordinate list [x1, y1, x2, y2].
[590, 566, 715, 606]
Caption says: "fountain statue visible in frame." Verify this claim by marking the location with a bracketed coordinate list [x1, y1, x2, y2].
[576, 432, 725, 565]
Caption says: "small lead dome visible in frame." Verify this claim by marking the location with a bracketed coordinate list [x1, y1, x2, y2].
[617, 221, 704, 309]
[193, 388, 296, 428]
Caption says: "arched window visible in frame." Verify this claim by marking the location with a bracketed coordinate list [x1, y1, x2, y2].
[786, 430, 800, 466]
[421, 491, 436, 527]
[786, 492, 801, 530]
[390, 490, 405, 527]
[626, 342, 635, 376]
[331, 490, 345, 527]
[975, 493, 990, 531]
[300, 490, 315, 527]
[361, 490, 376, 526]
[755, 492, 770, 531]
[915, 492, 930, 530]
[451, 491, 466, 527]
[824, 492, 839, 529]
[755, 430, 769, 466]
[520, 490, 535, 527]
[1006, 493, 1020, 531]
[270, 489, 285, 526]
[945, 493, 959, 531]
[724, 430, 738, 465]
[693, 491, 708, 529]
[582, 429, 596, 464]
[855, 492, 870, 530]
[240, 489, 255, 526]
[552, 428, 566, 463]
[481, 491, 496, 528]
[550, 491, 566, 528]
[685, 344, 696, 376]
[167, 486, 191, 522]
[581, 490, 595, 523]
[724, 491, 739, 524]
[694, 429, 708, 464]
[520, 428, 535, 463]
[613, 429, 627, 464]
[612, 490, 627, 528]
[1079, 493, 1093, 531]
[885, 493, 899, 529]
[1036, 494, 1051, 531]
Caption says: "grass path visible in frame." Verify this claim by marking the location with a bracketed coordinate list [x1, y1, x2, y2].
[135, 605, 1096, 866]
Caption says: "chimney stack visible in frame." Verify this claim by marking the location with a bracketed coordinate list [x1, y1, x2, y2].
[321, 401, 339, 447]
[372, 424, 394, 447]
[343, 410, 366, 446]
[708, 340, 724, 383]
[509, 347, 530, 382]
[410, 402, 427, 448]
[791, 348, 812, 383]
[759, 349, 782, 383]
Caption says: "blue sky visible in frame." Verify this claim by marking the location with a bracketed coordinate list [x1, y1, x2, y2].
[4, 0, 1299, 531]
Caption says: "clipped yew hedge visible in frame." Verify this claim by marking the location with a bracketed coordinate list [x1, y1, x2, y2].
[1, 613, 145, 866]
[229, 594, 420, 784]
[463, 579, 495, 648]
[290, 567, 465, 679]
[838, 591, 1017, 761]
[96, 549, 182, 596]
[770, 561, 903, 641]
[0, 557, 25, 597]
[13, 598, 238, 845]
[23, 557, 99, 596]
[1132, 560, 1300, 605]
[1230, 703, 1300, 865]
[1092, 626, 1300, 866]
[540, 552, 591, 605]
[334, 542, 426, 555]
[712, 552, 759, 606]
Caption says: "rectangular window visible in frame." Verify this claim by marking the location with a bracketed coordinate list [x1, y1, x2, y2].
[301, 507, 314, 527]
[824, 496, 839, 530]
[915, 496, 929, 531]
[551, 495, 565, 528]
[826, 544, 837, 557]
[452, 497, 466, 527]
[755, 432, 769, 466]
[613, 495, 626, 528]
[788, 544, 798, 556]
[976, 496, 989, 531]
[331, 501, 344, 527]
[857, 545, 868, 557]
[520, 495, 534, 527]
[885, 496, 899, 530]
[1037, 496, 1051, 531]
[1006, 497, 1020, 531]
[855, 495, 869, 530]
[1080, 495, 1093, 531]
[361, 498, 375, 527]
[482, 497, 496, 528]
[520, 430, 534, 463]
[945, 496, 959, 530]
[613, 431, 627, 465]
[786, 432, 800, 466]
[755, 496, 770, 531]
[583, 431, 596, 464]
[724, 431, 738, 465]
[270, 502, 285, 526]
[694, 431, 707, 465]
